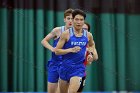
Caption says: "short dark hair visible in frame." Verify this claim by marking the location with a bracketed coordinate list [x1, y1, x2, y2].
[72, 9, 86, 19]
[84, 22, 90, 31]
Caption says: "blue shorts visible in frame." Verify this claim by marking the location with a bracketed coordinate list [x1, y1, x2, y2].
[59, 64, 85, 82]
[47, 60, 61, 83]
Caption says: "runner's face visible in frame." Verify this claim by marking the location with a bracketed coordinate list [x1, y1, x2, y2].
[64, 14, 73, 28]
[73, 14, 84, 30]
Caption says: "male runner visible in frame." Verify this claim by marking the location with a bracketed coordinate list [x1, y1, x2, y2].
[55, 9, 98, 93]
[41, 8, 73, 93]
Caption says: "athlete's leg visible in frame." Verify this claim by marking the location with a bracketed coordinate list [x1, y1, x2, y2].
[59, 79, 69, 93]
[47, 60, 60, 93]
[68, 76, 82, 93]
[77, 76, 86, 93]
[48, 82, 58, 93]
[56, 80, 60, 93]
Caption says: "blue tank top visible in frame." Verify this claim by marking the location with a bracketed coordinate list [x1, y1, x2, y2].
[62, 27, 88, 65]
[51, 26, 65, 61]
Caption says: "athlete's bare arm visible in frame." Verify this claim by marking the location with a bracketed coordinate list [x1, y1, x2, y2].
[41, 27, 61, 52]
[87, 32, 98, 61]
[55, 30, 81, 55]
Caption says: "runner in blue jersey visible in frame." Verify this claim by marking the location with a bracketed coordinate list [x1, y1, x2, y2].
[41, 9, 73, 93]
[55, 9, 98, 93]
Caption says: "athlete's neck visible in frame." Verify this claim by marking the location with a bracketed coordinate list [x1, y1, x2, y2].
[65, 26, 70, 30]
[74, 27, 82, 34]
[73, 27, 83, 37]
